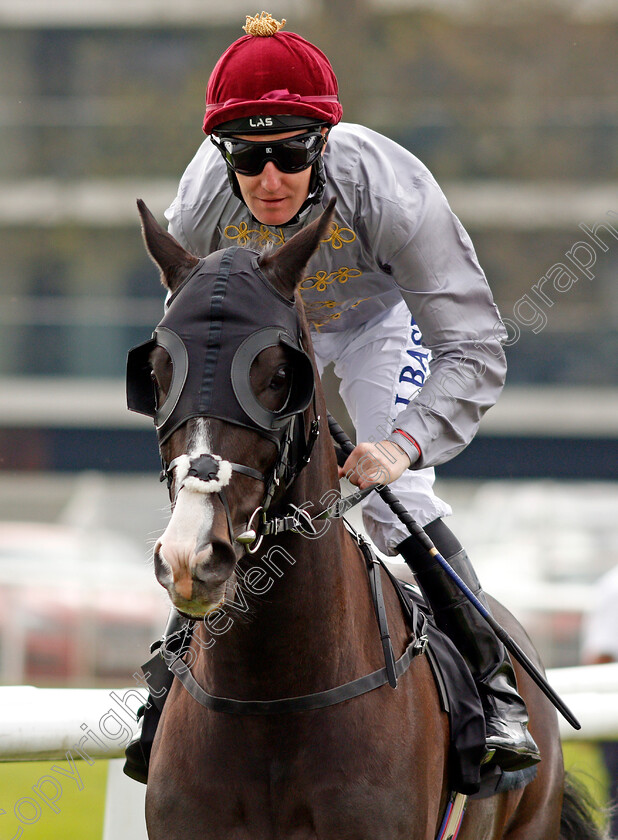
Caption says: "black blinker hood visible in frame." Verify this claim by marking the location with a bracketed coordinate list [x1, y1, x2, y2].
[126, 246, 315, 444]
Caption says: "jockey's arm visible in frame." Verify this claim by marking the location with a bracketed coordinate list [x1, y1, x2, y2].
[367, 171, 506, 473]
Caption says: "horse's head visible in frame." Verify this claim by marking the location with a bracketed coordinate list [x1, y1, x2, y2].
[127, 199, 335, 617]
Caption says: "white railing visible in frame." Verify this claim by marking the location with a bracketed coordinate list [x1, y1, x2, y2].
[0, 684, 148, 839]
[1, 663, 617, 838]
[3, 663, 617, 759]
[545, 662, 618, 740]
[0, 684, 147, 761]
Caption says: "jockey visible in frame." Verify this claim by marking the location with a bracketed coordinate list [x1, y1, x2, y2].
[163, 12, 540, 772]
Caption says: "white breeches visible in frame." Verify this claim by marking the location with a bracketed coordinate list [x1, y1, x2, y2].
[312, 301, 451, 556]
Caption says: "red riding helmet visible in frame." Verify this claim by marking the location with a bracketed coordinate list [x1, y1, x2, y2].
[203, 13, 343, 135]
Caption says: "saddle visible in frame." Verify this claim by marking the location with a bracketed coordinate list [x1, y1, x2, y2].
[392, 577, 537, 800]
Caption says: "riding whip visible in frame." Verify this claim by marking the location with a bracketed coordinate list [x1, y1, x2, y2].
[327, 413, 581, 731]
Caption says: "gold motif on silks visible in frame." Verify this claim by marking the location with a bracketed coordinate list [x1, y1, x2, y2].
[321, 222, 356, 250]
[299, 266, 362, 293]
[302, 297, 370, 331]
[223, 219, 355, 253]
[224, 222, 285, 248]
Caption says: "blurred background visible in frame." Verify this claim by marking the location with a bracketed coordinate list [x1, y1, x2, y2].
[0, 2, 616, 836]
[0, 0, 616, 686]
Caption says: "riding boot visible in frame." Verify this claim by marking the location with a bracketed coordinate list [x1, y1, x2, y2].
[123, 608, 190, 783]
[398, 520, 541, 772]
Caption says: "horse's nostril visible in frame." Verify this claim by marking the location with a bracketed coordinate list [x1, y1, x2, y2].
[192, 541, 236, 586]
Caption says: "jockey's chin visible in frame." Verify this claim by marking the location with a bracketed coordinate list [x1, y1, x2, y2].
[235, 162, 312, 227]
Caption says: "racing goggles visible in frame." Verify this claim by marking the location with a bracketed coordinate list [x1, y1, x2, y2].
[211, 130, 327, 176]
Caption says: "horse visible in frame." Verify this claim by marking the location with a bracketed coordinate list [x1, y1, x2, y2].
[128, 197, 602, 840]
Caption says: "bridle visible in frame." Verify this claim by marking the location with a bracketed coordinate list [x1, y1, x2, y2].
[127, 243, 429, 717]
[148, 412, 429, 712]
[158, 406, 322, 555]
[158, 525, 429, 714]
[126, 246, 327, 555]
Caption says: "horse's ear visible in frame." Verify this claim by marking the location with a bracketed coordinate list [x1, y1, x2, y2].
[137, 199, 199, 293]
[259, 198, 337, 299]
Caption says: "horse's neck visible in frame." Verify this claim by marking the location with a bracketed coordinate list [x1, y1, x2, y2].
[193, 421, 381, 695]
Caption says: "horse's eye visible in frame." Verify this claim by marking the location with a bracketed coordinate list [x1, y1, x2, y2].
[269, 366, 289, 391]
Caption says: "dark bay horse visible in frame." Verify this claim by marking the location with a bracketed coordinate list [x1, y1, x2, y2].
[130, 198, 601, 840]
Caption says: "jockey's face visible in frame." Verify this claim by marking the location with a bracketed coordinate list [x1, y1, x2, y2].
[234, 128, 327, 226]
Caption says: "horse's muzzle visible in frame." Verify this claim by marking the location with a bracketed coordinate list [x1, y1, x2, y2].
[153, 538, 236, 617]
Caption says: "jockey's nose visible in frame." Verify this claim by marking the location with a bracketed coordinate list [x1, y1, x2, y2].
[260, 160, 283, 189]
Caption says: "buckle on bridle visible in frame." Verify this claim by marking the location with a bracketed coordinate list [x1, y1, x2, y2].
[414, 633, 429, 656]
[290, 504, 318, 536]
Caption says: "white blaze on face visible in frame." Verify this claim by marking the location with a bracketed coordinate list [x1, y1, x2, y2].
[156, 419, 232, 580]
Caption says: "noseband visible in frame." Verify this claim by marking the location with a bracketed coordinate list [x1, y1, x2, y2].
[159, 410, 321, 554]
